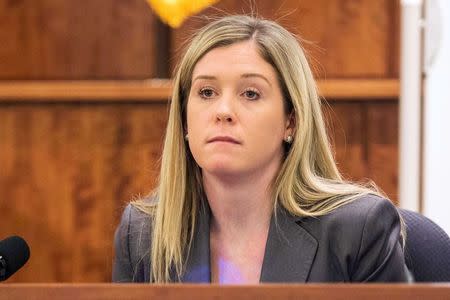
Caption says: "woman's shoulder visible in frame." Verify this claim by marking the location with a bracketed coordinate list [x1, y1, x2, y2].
[300, 194, 407, 282]
[119, 202, 151, 226]
[118, 196, 155, 233]
[115, 197, 155, 257]
[113, 198, 155, 282]
[299, 194, 401, 242]
[320, 194, 398, 225]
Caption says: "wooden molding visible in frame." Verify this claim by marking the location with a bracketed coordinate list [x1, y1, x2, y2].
[318, 79, 399, 100]
[0, 80, 172, 102]
[0, 79, 398, 102]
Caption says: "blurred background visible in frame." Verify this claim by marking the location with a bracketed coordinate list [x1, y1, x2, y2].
[0, 0, 448, 282]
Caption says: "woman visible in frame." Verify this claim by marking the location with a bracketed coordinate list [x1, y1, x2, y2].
[113, 15, 408, 283]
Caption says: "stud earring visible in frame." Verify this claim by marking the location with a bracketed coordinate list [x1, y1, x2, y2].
[184, 134, 189, 141]
[285, 135, 293, 144]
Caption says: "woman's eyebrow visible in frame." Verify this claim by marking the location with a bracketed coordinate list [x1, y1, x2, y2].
[241, 73, 272, 87]
[192, 75, 217, 83]
[192, 73, 272, 86]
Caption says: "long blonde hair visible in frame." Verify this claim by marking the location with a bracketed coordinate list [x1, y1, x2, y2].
[135, 15, 388, 283]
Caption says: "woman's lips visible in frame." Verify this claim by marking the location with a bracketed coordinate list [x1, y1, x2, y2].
[207, 136, 241, 144]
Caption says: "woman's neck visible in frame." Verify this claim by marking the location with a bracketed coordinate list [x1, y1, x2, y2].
[204, 165, 281, 284]
[202, 165, 279, 237]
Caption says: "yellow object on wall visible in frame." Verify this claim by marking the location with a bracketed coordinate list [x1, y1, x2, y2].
[146, 0, 219, 28]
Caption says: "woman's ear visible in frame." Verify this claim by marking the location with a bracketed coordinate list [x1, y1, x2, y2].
[285, 111, 296, 136]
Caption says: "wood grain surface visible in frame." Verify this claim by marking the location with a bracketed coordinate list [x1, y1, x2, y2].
[0, 103, 168, 282]
[0, 79, 399, 102]
[0, 0, 157, 79]
[1, 284, 449, 300]
[171, 0, 399, 78]
[325, 101, 399, 201]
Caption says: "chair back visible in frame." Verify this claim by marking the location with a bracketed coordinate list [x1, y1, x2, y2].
[399, 209, 450, 282]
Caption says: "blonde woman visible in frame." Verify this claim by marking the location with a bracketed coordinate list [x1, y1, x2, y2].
[113, 15, 408, 283]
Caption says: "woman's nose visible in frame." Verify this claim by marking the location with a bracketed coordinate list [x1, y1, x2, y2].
[215, 94, 235, 123]
[216, 112, 233, 123]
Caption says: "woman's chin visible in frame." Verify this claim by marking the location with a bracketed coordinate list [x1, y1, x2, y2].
[202, 162, 244, 178]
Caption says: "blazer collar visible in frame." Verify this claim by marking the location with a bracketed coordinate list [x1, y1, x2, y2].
[259, 208, 318, 282]
[179, 203, 318, 283]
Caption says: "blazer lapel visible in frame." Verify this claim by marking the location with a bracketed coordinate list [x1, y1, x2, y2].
[260, 208, 318, 282]
[179, 203, 211, 283]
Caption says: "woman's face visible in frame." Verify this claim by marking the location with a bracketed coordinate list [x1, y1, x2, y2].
[186, 40, 293, 179]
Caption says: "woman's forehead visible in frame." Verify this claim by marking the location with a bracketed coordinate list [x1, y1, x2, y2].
[191, 41, 278, 82]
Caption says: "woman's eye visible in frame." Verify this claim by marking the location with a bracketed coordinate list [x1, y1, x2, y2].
[199, 88, 215, 99]
[243, 89, 260, 100]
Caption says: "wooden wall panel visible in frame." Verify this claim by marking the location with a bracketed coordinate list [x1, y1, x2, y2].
[171, 0, 399, 78]
[366, 102, 399, 201]
[0, 0, 157, 79]
[323, 102, 367, 180]
[0, 103, 168, 282]
[325, 101, 399, 203]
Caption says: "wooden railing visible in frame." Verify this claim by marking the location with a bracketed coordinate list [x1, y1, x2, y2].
[0, 79, 399, 102]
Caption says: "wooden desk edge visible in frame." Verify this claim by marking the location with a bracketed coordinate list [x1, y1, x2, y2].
[0, 283, 449, 300]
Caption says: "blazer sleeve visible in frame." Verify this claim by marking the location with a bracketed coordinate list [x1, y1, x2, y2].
[351, 198, 408, 282]
[112, 204, 134, 282]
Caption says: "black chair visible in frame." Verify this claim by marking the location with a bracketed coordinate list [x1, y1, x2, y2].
[399, 208, 450, 282]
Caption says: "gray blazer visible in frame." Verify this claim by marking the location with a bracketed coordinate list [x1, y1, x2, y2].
[112, 195, 408, 283]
